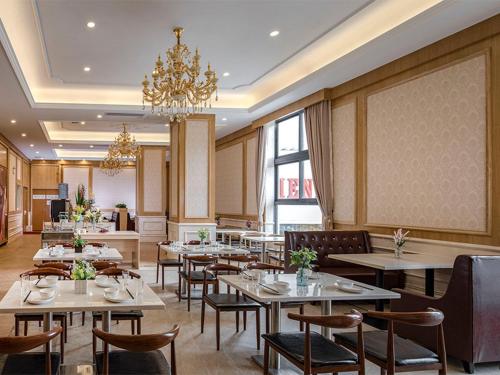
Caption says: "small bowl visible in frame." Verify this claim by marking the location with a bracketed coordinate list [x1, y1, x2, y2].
[104, 287, 119, 298]
[95, 275, 108, 283]
[45, 276, 58, 285]
[273, 281, 290, 289]
[39, 288, 55, 300]
[338, 282, 354, 288]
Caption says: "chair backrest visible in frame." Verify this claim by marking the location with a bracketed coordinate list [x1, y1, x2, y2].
[20, 268, 71, 279]
[157, 241, 172, 261]
[93, 325, 179, 375]
[34, 262, 72, 271]
[0, 328, 62, 375]
[183, 255, 218, 264]
[185, 240, 201, 245]
[203, 263, 240, 294]
[53, 242, 73, 248]
[96, 267, 141, 279]
[247, 262, 284, 273]
[92, 261, 119, 271]
[219, 254, 259, 263]
[86, 242, 105, 248]
[284, 230, 372, 272]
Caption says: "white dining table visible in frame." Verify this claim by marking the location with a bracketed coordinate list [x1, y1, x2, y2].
[33, 247, 123, 262]
[240, 235, 285, 261]
[219, 272, 400, 370]
[0, 279, 165, 350]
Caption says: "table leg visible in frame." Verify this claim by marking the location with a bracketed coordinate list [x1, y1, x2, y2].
[375, 269, 385, 311]
[425, 269, 435, 296]
[320, 300, 332, 338]
[269, 301, 281, 369]
[181, 257, 187, 295]
[43, 312, 53, 351]
[262, 243, 266, 263]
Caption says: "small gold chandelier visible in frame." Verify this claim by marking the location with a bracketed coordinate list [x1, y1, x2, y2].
[100, 124, 139, 176]
[142, 27, 218, 122]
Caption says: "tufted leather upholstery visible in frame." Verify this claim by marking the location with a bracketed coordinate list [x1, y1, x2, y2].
[390, 255, 500, 372]
[262, 331, 358, 367]
[284, 231, 404, 289]
[335, 331, 439, 366]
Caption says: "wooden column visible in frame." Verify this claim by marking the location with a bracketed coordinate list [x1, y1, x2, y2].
[168, 114, 216, 241]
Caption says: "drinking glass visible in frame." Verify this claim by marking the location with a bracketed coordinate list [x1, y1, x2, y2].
[20, 275, 30, 303]
[122, 270, 130, 290]
[134, 278, 144, 300]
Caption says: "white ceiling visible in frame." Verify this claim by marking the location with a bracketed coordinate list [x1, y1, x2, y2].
[0, 0, 498, 160]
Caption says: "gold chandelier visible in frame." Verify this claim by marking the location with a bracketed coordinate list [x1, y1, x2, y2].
[142, 27, 218, 122]
[100, 124, 140, 176]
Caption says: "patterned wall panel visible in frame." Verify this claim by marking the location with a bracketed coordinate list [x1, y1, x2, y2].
[142, 149, 164, 213]
[170, 124, 178, 217]
[332, 102, 356, 223]
[246, 137, 258, 215]
[185, 119, 209, 218]
[366, 54, 487, 232]
[216, 144, 243, 215]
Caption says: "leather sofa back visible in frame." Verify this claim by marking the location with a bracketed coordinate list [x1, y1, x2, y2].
[284, 230, 372, 272]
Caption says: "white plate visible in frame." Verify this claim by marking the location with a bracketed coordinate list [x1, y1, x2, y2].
[337, 283, 363, 294]
[33, 279, 58, 289]
[95, 279, 116, 288]
[259, 284, 290, 295]
[104, 291, 134, 303]
[27, 294, 55, 305]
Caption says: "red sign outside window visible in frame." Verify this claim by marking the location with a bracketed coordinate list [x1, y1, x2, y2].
[279, 178, 314, 199]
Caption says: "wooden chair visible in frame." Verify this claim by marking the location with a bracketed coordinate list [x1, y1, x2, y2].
[201, 263, 261, 350]
[86, 242, 106, 247]
[34, 262, 72, 271]
[92, 268, 143, 360]
[0, 327, 62, 375]
[262, 310, 365, 375]
[334, 308, 447, 375]
[15, 268, 70, 363]
[247, 262, 305, 332]
[180, 255, 218, 311]
[156, 241, 182, 290]
[92, 261, 119, 271]
[93, 325, 179, 375]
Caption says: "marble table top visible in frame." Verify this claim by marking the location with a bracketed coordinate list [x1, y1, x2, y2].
[328, 252, 455, 270]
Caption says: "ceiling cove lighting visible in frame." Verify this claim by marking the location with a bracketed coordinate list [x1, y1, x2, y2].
[35, 151, 39, 154]
[83, 66, 91, 72]
[269, 30, 280, 37]
[58, 144, 63, 147]
[142, 27, 218, 122]
[86, 21, 96, 29]
[89, 145, 94, 148]
[80, 121, 86, 125]
[222, 117, 227, 121]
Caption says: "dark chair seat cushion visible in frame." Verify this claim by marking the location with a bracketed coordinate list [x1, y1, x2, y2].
[205, 293, 261, 308]
[158, 259, 182, 267]
[180, 271, 215, 281]
[95, 350, 170, 375]
[93, 311, 143, 319]
[262, 332, 358, 367]
[2, 352, 61, 375]
[15, 312, 66, 320]
[334, 331, 439, 366]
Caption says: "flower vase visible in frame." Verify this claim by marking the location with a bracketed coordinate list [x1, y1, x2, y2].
[395, 246, 403, 258]
[91, 220, 96, 231]
[75, 245, 83, 254]
[75, 279, 88, 294]
[296, 267, 309, 286]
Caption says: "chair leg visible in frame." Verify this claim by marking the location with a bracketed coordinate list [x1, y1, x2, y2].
[187, 282, 191, 312]
[137, 318, 141, 334]
[82, 312, 86, 326]
[92, 317, 97, 362]
[177, 269, 181, 302]
[60, 324, 64, 364]
[64, 316, 68, 343]
[161, 266, 165, 290]
[243, 311, 247, 330]
[216, 310, 220, 351]
[23, 321, 28, 336]
[256, 309, 260, 350]
[156, 262, 160, 284]
[236, 311, 239, 332]
[265, 306, 270, 333]
[462, 361, 475, 374]
[380, 368, 387, 375]
[263, 341, 270, 375]
[131, 320, 135, 335]
[70, 312, 73, 326]
[14, 317, 19, 336]
[299, 304, 304, 332]
[201, 300, 206, 333]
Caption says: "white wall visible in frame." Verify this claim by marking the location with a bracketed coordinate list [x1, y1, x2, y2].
[92, 167, 136, 210]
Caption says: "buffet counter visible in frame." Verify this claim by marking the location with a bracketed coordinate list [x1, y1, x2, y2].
[80, 231, 141, 268]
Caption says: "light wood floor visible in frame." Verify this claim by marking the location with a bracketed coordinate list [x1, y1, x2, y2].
[0, 234, 498, 374]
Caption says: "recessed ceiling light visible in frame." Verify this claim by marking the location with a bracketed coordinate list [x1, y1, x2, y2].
[84, 66, 91, 72]
[58, 144, 63, 147]
[97, 114, 102, 119]
[10, 119, 16, 124]
[89, 145, 94, 148]
[80, 121, 86, 125]
[222, 117, 227, 121]
[21, 133, 26, 137]
[269, 30, 280, 37]
[164, 124, 169, 127]
[222, 72, 230, 77]
[29, 144, 34, 147]
[35, 151, 39, 154]
[86, 21, 96, 29]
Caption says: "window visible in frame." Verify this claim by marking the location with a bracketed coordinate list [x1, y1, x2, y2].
[274, 111, 321, 234]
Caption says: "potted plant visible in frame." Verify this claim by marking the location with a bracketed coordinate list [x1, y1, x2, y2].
[73, 234, 86, 254]
[197, 228, 209, 246]
[393, 228, 409, 258]
[115, 203, 128, 231]
[85, 207, 102, 231]
[290, 247, 317, 286]
[71, 259, 95, 294]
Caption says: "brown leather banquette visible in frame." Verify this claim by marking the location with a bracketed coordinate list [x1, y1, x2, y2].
[284, 230, 404, 290]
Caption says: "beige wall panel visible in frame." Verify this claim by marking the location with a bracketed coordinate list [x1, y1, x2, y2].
[170, 124, 178, 217]
[63, 166, 90, 205]
[93, 167, 136, 210]
[185, 120, 209, 218]
[8, 154, 16, 212]
[216, 143, 243, 215]
[245, 137, 258, 216]
[366, 55, 487, 232]
[31, 164, 59, 189]
[332, 102, 356, 223]
[143, 149, 164, 213]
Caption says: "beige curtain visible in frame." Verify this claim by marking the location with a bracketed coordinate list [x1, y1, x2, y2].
[256, 125, 268, 232]
[304, 101, 334, 230]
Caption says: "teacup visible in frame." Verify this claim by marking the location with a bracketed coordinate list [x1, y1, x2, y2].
[39, 288, 55, 299]
[104, 287, 119, 299]
[45, 276, 58, 286]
